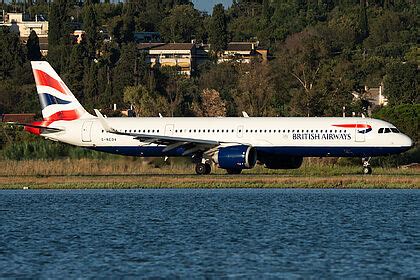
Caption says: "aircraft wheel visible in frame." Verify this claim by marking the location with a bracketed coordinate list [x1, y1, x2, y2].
[195, 163, 207, 175]
[226, 169, 242, 175]
[363, 166, 372, 175]
[204, 163, 211, 175]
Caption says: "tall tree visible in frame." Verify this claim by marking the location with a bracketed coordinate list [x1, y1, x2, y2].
[358, 0, 369, 42]
[208, 4, 228, 55]
[113, 43, 140, 105]
[83, 62, 98, 109]
[65, 44, 89, 101]
[159, 5, 203, 43]
[48, 0, 70, 47]
[233, 62, 276, 117]
[0, 27, 25, 79]
[83, 3, 98, 58]
[123, 85, 158, 117]
[26, 30, 42, 61]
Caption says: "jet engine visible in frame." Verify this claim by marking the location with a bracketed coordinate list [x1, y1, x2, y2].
[213, 145, 257, 170]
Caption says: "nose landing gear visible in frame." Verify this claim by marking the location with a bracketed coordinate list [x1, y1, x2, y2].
[362, 157, 372, 175]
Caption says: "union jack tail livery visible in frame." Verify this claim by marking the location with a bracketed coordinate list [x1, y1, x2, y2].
[31, 61, 92, 122]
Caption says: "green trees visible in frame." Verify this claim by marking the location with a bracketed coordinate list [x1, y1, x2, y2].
[83, 3, 99, 58]
[374, 104, 420, 142]
[48, 0, 70, 47]
[0, 27, 25, 79]
[123, 85, 157, 117]
[208, 4, 228, 54]
[26, 30, 42, 61]
[0, 0, 417, 122]
[160, 5, 203, 43]
[66, 44, 89, 101]
[234, 62, 277, 117]
[384, 62, 419, 105]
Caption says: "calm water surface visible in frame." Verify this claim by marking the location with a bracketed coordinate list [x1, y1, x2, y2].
[0, 189, 419, 278]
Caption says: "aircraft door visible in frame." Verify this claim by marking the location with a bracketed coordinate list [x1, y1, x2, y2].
[355, 122, 366, 142]
[165, 124, 174, 136]
[82, 121, 93, 142]
[237, 125, 244, 138]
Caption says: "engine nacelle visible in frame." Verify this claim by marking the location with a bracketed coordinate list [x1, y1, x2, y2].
[259, 155, 303, 169]
[214, 145, 257, 170]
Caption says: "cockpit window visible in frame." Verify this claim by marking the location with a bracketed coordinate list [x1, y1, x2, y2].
[384, 128, 391, 133]
[391, 128, 400, 133]
[378, 128, 384, 133]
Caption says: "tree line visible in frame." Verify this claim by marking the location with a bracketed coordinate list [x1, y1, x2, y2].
[0, 0, 418, 143]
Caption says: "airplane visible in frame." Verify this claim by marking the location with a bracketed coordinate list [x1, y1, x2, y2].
[21, 61, 413, 175]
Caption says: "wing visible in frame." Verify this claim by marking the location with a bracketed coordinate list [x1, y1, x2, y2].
[94, 110, 241, 156]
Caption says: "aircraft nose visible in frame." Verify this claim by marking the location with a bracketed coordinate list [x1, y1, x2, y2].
[409, 137, 414, 148]
[403, 135, 414, 148]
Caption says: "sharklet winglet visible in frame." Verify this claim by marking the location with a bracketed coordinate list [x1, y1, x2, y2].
[94, 109, 116, 133]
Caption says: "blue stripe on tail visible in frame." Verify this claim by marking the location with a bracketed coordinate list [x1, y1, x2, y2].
[39, 93, 71, 109]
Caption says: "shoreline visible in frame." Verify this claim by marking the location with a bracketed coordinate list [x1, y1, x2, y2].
[1, 174, 419, 189]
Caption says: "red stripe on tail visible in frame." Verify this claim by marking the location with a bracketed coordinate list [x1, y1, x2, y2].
[33, 70, 68, 95]
[46, 110, 80, 122]
[24, 109, 80, 135]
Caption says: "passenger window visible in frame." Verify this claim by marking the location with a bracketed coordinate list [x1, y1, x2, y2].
[384, 128, 391, 133]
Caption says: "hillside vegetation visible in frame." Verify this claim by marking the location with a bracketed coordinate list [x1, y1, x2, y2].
[0, 0, 418, 164]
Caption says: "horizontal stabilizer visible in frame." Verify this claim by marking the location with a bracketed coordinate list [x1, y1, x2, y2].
[9, 122, 63, 132]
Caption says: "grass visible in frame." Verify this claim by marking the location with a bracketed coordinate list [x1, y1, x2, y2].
[0, 158, 419, 177]
[0, 159, 418, 189]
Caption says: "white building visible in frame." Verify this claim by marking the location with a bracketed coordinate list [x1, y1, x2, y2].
[1, 12, 49, 55]
[138, 43, 198, 76]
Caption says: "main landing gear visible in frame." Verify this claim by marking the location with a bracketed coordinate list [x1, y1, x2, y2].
[195, 162, 211, 175]
[362, 157, 372, 175]
[192, 153, 211, 175]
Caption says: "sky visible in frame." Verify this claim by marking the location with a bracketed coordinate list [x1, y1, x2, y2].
[192, 0, 233, 13]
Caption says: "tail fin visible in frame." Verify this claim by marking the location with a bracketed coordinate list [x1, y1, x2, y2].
[31, 61, 93, 121]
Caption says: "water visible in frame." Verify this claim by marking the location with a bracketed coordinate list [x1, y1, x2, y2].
[0, 189, 419, 278]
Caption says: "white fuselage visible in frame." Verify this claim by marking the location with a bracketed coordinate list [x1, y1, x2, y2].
[42, 117, 413, 158]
